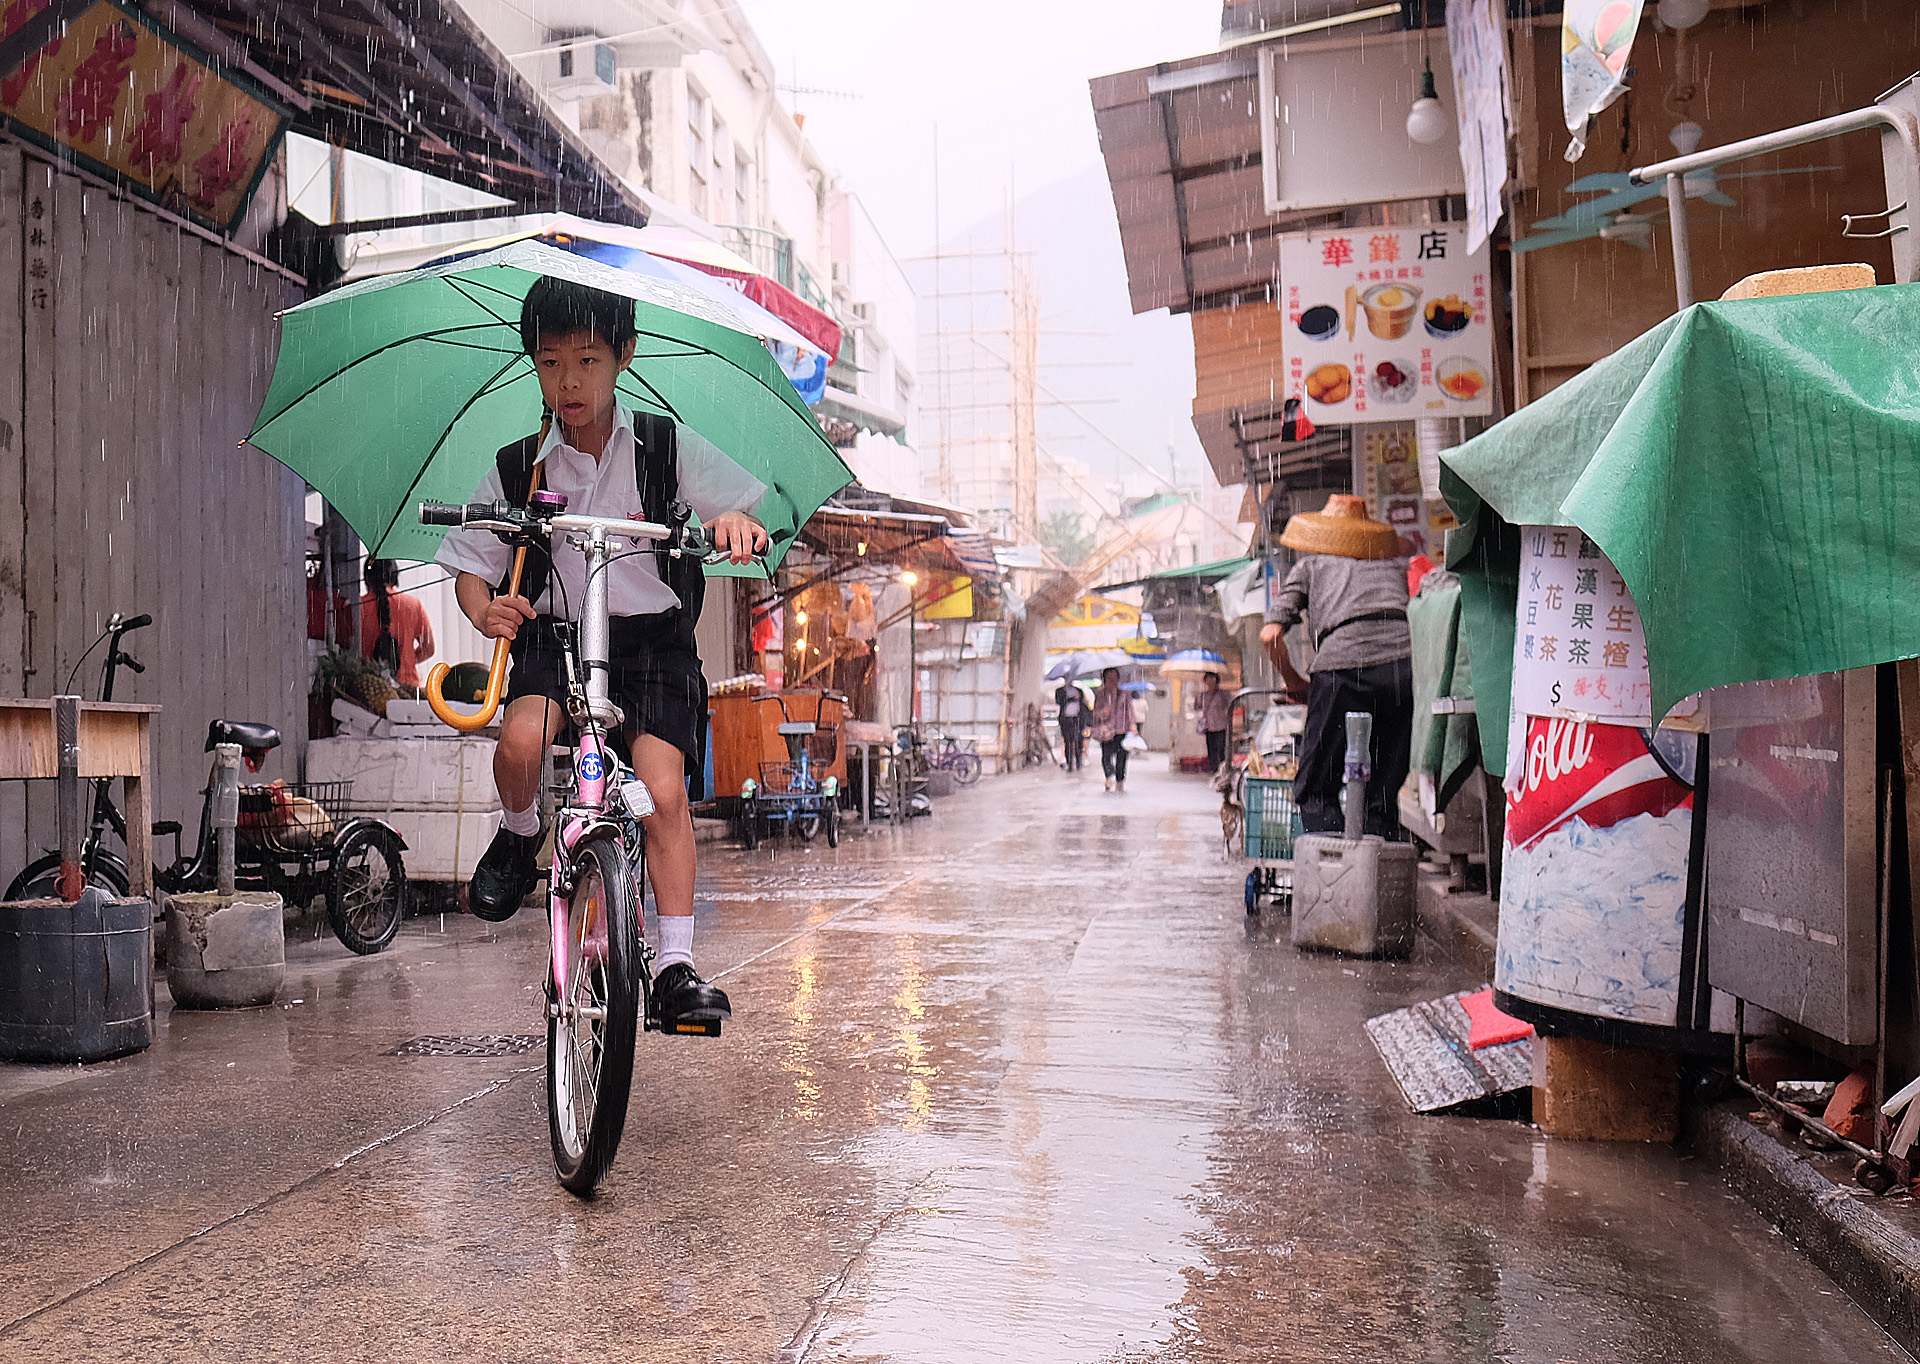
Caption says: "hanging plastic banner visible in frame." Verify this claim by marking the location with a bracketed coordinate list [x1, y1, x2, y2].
[1447, 0, 1512, 253]
[1561, 0, 1642, 163]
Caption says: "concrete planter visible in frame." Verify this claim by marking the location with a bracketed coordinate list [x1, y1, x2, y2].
[165, 891, 285, 1009]
[925, 769, 956, 799]
[0, 887, 153, 1062]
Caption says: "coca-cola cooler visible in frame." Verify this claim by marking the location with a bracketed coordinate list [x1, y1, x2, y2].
[1493, 717, 1712, 1042]
[1493, 525, 1720, 1046]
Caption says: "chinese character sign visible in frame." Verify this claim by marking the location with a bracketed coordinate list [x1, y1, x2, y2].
[1511, 525, 1656, 724]
[1277, 225, 1494, 423]
[0, 1, 288, 232]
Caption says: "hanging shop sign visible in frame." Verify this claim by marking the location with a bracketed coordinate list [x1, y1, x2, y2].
[1278, 225, 1494, 423]
[0, 0, 291, 233]
[1358, 424, 1458, 559]
[1510, 524, 1657, 726]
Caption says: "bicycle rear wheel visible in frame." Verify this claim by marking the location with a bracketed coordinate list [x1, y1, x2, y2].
[952, 751, 983, 785]
[547, 832, 642, 1196]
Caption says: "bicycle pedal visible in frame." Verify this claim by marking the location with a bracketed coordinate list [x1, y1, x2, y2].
[649, 1016, 723, 1037]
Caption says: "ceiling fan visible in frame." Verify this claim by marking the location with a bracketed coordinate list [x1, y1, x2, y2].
[1513, 122, 1838, 254]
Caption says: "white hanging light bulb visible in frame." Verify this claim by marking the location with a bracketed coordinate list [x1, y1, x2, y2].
[1657, 0, 1712, 29]
[1406, 62, 1449, 145]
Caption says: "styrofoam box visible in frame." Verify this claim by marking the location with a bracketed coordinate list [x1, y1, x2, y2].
[386, 698, 482, 725]
[382, 809, 502, 882]
[1290, 833, 1416, 958]
[306, 736, 500, 812]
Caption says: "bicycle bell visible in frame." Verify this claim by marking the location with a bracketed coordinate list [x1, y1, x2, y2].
[530, 489, 569, 519]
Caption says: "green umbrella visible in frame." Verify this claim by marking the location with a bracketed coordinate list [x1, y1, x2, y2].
[246, 239, 851, 572]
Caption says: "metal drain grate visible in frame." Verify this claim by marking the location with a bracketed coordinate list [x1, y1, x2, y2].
[386, 1034, 542, 1058]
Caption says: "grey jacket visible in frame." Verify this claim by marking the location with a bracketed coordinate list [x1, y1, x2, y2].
[1266, 554, 1412, 673]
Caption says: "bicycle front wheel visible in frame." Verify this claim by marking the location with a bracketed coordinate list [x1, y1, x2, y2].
[547, 832, 642, 1196]
[952, 752, 983, 785]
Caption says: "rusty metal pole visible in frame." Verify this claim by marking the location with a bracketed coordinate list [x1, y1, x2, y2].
[54, 695, 81, 902]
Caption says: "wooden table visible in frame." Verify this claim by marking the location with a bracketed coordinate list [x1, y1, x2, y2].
[0, 699, 159, 897]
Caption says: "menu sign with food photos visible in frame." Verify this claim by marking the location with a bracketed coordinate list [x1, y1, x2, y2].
[1278, 225, 1495, 422]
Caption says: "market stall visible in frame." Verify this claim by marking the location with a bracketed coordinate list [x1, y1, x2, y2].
[1442, 268, 1920, 1167]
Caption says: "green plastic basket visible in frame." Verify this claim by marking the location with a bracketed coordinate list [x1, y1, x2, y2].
[1243, 776, 1298, 860]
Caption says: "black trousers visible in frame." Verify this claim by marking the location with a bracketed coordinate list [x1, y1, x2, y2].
[1204, 728, 1229, 771]
[1060, 719, 1085, 770]
[1295, 658, 1414, 837]
[1100, 735, 1130, 783]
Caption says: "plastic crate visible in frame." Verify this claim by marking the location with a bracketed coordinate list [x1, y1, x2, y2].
[1243, 776, 1297, 860]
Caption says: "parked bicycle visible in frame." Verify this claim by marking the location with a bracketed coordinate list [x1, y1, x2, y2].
[4, 613, 410, 954]
[739, 695, 841, 848]
[419, 490, 733, 1195]
[894, 725, 983, 785]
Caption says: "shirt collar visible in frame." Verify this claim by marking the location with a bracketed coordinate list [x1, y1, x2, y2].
[538, 403, 634, 465]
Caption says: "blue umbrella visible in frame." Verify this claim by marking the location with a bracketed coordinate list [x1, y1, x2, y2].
[1161, 649, 1227, 676]
[1119, 681, 1154, 693]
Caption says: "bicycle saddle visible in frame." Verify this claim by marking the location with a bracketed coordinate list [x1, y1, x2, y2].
[776, 722, 817, 735]
[205, 719, 282, 752]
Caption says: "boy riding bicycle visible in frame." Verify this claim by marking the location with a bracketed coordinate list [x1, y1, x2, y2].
[436, 278, 768, 1030]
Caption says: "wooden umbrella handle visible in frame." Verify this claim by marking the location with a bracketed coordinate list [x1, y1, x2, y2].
[426, 452, 544, 732]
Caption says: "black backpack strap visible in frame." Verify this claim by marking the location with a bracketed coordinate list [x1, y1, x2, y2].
[493, 431, 547, 606]
[632, 414, 704, 636]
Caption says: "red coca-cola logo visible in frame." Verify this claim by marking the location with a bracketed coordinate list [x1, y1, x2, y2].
[1506, 717, 1691, 850]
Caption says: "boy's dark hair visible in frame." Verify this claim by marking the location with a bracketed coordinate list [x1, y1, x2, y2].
[519, 276, 639, 356]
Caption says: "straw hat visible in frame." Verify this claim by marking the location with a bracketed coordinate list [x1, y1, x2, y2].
[1279, 494, 1400, 560]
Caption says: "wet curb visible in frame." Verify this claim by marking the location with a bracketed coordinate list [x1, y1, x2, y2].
[1687, 1100, 1920, 1354]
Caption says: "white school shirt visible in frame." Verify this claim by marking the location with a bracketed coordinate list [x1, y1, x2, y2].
[435, 406, 766, 619]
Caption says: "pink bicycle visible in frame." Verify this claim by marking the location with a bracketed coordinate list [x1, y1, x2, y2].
[421, 491, 724, 1193]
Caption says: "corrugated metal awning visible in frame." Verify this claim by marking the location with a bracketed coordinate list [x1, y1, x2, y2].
[1091, 51, 1345, 317]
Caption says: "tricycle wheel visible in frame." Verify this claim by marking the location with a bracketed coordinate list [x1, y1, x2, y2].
[795, 812, 821, 842]
[741, 800, 760, 850]
[327, 825, 407, 955]
[825, 804, 840, 848]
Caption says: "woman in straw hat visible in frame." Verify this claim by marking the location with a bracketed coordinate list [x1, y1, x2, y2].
[1258, 494, 1414, 837]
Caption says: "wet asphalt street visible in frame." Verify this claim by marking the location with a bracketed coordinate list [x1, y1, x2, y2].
[1, 763, 1912, 1362]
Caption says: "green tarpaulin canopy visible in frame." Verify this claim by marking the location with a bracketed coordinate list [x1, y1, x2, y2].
[1442, 281, 1920, 773]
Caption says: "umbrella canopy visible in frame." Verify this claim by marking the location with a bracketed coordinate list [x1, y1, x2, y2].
[1161, 649, 1227, 675]
[1442, 280, 1920, 768]
[1119, 681, 1155, 693]
[247, 240, 851, 569]
[1044, 649, 1133, 680]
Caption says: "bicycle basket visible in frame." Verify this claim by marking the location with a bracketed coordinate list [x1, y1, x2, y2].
[757, 761, 822, 797]
[238, 780, 353, 855]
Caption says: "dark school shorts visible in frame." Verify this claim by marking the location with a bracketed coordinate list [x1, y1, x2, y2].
[506, 613, 707, 773]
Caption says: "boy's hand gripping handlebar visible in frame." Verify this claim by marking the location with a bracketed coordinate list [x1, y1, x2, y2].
[418, 464, 547, 733]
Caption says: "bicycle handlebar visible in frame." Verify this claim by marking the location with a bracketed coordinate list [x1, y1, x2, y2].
[417, 499, 747, 733]
[116, 613, 152, 632]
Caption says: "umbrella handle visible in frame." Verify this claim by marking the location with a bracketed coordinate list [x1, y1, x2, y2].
[425, 543, 529, 732]
[423, 446, 546, 734]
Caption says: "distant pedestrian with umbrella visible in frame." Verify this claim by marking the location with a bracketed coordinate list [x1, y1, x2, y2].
[1089, 666, 1134, 792]
[1054, 677, 1087, 772]
[1259, 494, 1412, 836]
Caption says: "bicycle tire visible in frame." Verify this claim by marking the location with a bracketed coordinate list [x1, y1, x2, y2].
[952, 752, 983, 785]
[548, 832, 642, 1196]
[326, 825, 407, 955]
[825, 803, 840, 848]
[795, 812, 821, 841]
[5, 850, 131, 901]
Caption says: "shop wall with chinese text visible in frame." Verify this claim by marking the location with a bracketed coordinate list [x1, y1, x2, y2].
[0, 144, 306, 877]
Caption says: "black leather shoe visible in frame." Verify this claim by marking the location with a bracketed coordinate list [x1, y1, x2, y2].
[652, 961, 732, 1028]
[468, 826, 543, 922]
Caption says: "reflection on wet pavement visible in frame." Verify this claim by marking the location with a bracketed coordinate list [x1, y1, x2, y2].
[0, 765, 1910, 1361]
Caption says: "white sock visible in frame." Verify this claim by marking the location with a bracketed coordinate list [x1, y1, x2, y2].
[501, 798, 540, 837]
[656, 914, 694, 970]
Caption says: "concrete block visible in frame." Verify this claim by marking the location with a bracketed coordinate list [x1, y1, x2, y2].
[1532, 1033, 1679, 1142]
